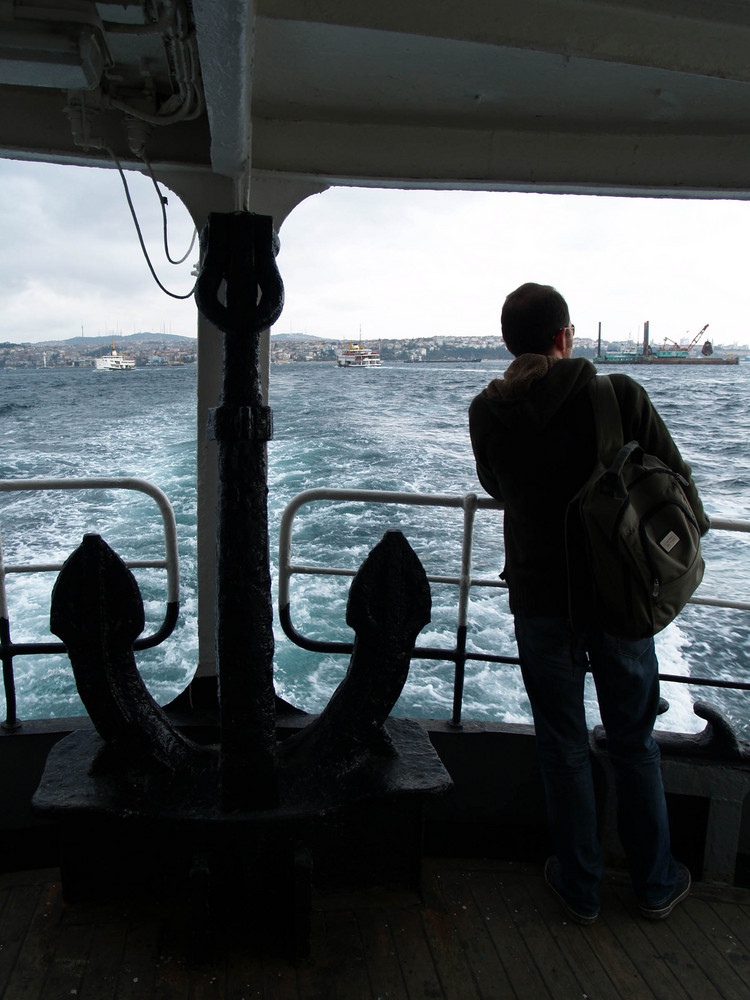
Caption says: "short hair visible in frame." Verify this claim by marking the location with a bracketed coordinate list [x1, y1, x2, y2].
[501, 282, 570, 357]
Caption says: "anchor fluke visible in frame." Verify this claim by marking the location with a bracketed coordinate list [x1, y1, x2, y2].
[50, 533, 209, 772]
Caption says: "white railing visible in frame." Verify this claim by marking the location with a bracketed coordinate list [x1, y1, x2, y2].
[3, 481, 747, 729]
[0, 478, 180, 728]
[279, 488, 750, 725]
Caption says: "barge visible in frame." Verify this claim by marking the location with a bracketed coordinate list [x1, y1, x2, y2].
[596, 322, 740, 365]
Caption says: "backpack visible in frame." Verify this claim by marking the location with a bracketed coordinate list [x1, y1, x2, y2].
[565, 376, 704, 640]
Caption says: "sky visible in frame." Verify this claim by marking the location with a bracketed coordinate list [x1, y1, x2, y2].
[2, 158, 750, 347]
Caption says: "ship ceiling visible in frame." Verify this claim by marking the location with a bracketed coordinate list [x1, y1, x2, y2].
[2, 0, 750, 195]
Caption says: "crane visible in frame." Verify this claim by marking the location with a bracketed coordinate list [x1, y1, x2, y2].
[660, 323, 709, 353]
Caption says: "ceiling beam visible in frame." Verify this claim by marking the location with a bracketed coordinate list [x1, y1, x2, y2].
[256, 0, 750, 84]
[251, 118, 750, 198]
[192, 0, 254, 184]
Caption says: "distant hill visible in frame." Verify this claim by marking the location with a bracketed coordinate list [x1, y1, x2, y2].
[36, 332, 197, 348]
[271, 332, 336, 341]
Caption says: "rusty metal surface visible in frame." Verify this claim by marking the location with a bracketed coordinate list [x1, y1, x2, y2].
[281, 530, 432, 775]
[196, 212, 284, 810]
[49, 533, 209, 773]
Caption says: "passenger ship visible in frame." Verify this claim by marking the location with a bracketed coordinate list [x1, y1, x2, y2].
[336, 341, 382, 367]
[93, 340, 136, 371]
[0, 1, 749, 993]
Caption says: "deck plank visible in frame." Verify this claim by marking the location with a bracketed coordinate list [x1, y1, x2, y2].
[420, 893, 483, 999]
[259, 944, 300, 1000]
[524, 866, 615, 988]
[611, 882, 724, 1000]
[678, 897, 750, 1000]
[647, 883, 750, 1000]
[113, 918, 164, 999]
[532, 877, 624, 1000]
[573, 878, 656, 1000]
[292, 906, 334, 1000]
[76, 914, 131, 1000]
[39, 919, 93, 1000]
[187, 964, 228, 1000]
[386, 901, 444, 999]
[2, 879, 63, 1000]
[706, 894, 750, 961]
[320, 907, 372, 999]
[432, 867, 518, 998]
[464, 863, 551, 1000]
[1, 863, 749, 1000]
[356, 905, 409, 1000]
[0, 881, 46, 997]
[150, 906, 196, 1000]
[502, 866, 589, 999]
[151, 958, 193, 1000]
[639, 912, 726, 1000]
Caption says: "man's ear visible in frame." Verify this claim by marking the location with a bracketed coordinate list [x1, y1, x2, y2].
[553, 329, 566, 354]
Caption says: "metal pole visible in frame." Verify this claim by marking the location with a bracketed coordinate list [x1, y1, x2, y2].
[451, 493, 479, 727]
[0, 532, 18, 730]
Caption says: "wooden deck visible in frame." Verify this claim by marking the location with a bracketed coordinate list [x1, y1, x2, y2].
[1, 860, 749, 999]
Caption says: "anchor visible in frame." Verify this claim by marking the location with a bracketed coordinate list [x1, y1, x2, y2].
[32, 211, 451, 957]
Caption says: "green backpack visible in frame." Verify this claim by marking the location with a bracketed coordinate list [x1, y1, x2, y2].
[565, 376, 704, 640]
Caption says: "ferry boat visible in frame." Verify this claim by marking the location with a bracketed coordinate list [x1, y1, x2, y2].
[1, 1, 749, 991]
[93, 340, 136, 371]
[336, 341, 382, 367]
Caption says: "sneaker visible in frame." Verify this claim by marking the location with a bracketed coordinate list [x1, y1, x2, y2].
[544, 857, 599, 926]
[638, 864, 691, 920]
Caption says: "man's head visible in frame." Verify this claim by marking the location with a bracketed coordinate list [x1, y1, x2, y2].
[501, 282, 573, 358]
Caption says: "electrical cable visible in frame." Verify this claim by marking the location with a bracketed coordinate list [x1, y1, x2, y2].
[142, 157, 197, 265]
[108, 148, 196, 301]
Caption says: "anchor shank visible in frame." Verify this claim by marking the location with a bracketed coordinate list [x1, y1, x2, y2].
[196, 212, 284, 810]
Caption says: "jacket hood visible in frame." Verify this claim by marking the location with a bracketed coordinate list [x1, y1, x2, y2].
[479, 355, 597, 432]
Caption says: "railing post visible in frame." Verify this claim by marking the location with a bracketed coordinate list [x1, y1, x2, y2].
[0, 532, 18, 730]
[1, 618, 18, 731]
[451, 493, 479, 728]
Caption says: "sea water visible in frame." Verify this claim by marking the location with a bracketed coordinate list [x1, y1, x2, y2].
[1, 361, 749, 737]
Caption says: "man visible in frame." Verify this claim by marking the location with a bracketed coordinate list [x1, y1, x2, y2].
[468, 282, 709, 925]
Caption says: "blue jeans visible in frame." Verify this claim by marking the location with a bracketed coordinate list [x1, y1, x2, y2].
[514, 616, 680, 915]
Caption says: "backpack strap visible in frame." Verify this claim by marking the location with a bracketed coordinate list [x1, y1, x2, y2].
[589, 375, 624, 464]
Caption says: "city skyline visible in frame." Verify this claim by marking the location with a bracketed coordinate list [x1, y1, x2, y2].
[3, 329, 745, 370]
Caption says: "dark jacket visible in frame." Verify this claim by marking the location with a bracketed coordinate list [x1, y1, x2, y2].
[468, 355, 709, 618]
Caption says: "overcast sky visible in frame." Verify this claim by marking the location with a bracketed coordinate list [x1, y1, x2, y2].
[3, 158, 750, 347]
